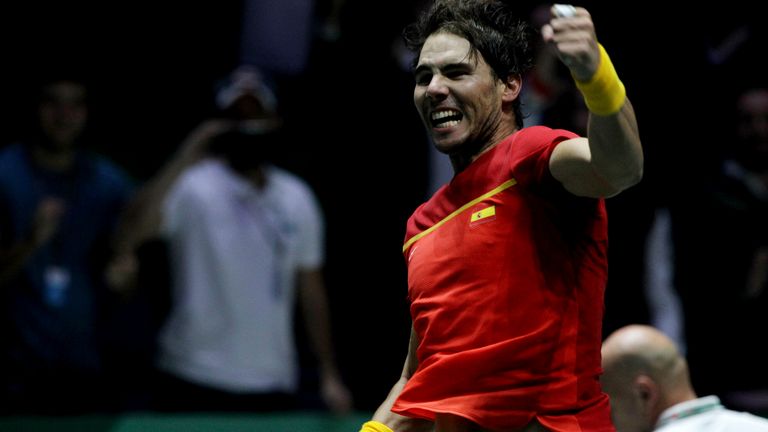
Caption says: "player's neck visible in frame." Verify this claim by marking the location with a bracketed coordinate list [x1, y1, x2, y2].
[449, 126, 518, 174]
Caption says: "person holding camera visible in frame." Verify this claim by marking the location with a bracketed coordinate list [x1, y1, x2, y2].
[114, 65, 352, 414]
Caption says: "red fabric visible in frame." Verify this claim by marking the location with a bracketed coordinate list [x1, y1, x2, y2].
[393, 126, 614, 431]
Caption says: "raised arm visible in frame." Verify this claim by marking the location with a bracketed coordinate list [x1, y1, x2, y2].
[104, 120, 233, 292]
[112, 119, 233, 253]
[542, 5, 643, 198]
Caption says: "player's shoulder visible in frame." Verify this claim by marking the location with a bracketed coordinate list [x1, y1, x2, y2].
[516, 125, 578, 143]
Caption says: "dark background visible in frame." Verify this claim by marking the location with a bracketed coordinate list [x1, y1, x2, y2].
[0, 0, 766, 411]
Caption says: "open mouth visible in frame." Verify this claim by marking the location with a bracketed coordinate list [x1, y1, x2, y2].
[430, 109, 463, 128]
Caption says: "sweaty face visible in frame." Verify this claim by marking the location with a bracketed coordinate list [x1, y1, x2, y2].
[413, 32, 510, 156]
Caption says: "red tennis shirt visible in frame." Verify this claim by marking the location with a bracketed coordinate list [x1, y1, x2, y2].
[392, 126, 614, 431]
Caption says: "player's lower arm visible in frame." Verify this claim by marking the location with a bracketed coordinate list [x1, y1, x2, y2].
[577, 44, 642, 192]
[575, 43, 626, 116]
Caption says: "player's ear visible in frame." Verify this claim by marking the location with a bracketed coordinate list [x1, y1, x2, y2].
[501, 74, 522, 102]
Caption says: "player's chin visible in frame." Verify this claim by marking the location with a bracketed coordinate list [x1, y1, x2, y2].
[430, 121, 463, 138]
[431, 134, 465, 155]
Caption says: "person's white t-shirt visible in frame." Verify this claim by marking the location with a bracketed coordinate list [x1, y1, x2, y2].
[157, 159, 323, 393]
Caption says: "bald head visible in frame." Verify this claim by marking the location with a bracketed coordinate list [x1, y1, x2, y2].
[601, 325, 697, 432]
[602, 325, 683, 378]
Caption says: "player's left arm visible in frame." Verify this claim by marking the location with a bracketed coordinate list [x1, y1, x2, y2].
[543, 5, 643, 198]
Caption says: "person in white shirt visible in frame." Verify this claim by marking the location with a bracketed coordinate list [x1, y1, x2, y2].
[601, 324, 768, 432]
[115, 66, 352, 413]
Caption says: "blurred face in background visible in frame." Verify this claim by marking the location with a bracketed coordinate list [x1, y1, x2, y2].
[736, 88, 768, 171]
[215, 93, 282, 173]
[38, 80, 88, 151]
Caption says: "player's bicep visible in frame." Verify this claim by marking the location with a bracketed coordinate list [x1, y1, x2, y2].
[550, 137, 617, 198]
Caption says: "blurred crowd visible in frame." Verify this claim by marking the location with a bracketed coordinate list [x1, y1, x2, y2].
[0, 0, 766, 418]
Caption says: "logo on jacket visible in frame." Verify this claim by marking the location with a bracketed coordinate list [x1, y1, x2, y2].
[470, 205, 496, 227]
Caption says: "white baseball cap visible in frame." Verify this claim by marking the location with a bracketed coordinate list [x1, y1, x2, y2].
[215, 65, 278, 114]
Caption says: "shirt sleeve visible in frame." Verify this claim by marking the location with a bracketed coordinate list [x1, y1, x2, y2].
[507, 126, 578, 189]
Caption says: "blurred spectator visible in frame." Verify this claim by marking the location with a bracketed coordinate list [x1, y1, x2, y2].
[0, 76, 136, 414]
[673, 87, 768, 414]
[296, 0, 431, 410]
[601, 324, 768, 432]
[115, 66, 353, 414]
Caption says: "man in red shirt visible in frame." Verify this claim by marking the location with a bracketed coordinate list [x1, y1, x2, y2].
[361, 1, 642, 431]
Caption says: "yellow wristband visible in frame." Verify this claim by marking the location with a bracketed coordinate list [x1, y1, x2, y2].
[575, 43, 626, 116]
[360, 420, 394, 432]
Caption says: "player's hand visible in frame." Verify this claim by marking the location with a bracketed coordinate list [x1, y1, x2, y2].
[540, 5, 600, 82]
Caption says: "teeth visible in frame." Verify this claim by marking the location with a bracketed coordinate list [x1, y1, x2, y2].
[431, 110, 459, 120]
[430, 109, 462, 128]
